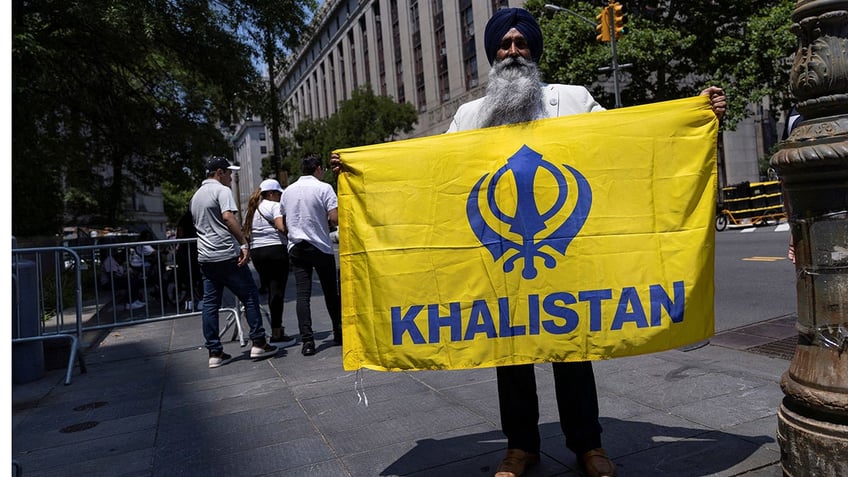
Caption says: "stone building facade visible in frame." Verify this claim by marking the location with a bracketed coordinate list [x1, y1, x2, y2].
[277, 0, 779, 188]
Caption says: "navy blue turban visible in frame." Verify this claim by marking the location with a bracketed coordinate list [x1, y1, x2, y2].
[484, 8, 543, 66]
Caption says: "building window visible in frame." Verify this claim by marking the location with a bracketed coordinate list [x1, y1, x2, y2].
[390, 0, 405, 103]
[338, 44, 347, 100]
[307, 76, 314, 117]
[432, 0, 449, 102]
[320, 63, 328, 117]
[460, 0, 478, 90]
[374, 3, 387, 96]
[259, 132, 266, 141]
[328, 52, 337, 107]
[349, 30, 358, 89]
[260, 146, 267, 154]
[360, 17, 371, 86]
[411, 0, 426, 111]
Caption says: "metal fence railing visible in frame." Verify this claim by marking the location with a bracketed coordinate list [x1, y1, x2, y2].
[11, 238, 245, 385]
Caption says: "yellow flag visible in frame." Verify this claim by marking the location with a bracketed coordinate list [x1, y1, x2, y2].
[337, 96, 717, 371]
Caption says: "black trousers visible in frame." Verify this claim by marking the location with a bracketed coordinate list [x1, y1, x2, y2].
[289, 241, 341, 342]
[250, 244, 289, 330]
[497, 361, 603, 456]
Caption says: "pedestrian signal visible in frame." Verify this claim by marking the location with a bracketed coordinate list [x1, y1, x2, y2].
[595, 6, 610, 42]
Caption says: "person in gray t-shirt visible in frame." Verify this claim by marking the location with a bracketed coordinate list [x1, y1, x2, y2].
[190, 156, 277, 368]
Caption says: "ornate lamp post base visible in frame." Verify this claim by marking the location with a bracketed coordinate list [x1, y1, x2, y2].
[770, 1, 848, 475]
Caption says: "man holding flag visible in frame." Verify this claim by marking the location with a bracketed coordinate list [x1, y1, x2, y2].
[333, 7, 725, 477]
[446, 9, 725, 477]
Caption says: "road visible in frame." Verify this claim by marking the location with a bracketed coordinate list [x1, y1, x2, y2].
[714, 222, 796, 332]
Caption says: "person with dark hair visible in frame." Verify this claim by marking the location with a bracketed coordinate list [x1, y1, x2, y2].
[175, 207, 202, 311]
[782, 106, 803, 141]
[280, 155, 342, 356]
[242, 179, 297, 347]
[190, 156, 278, 368]
[335, 7, 725, 477]
[782, 106, 802, 263]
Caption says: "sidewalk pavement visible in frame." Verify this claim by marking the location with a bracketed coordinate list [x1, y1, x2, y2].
[13, 288, 795, 477]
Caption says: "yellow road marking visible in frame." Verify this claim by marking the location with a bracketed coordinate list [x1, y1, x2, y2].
[742, 256, 786, 262]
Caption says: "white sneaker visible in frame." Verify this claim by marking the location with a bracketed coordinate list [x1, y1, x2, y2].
[208, 351, 232, 368]
[250, 340, 278, 359]
[126, 300, 145, 310]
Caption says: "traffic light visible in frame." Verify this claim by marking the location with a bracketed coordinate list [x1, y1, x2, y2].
[612, 2, 627, 39]
[595, 6, 610, 42]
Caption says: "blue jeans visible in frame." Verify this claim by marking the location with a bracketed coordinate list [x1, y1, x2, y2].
[289, 241, 341, 342]
[199, 258, 266, 352]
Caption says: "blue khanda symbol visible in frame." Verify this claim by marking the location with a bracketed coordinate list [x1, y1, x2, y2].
[466, 145, 592, 279]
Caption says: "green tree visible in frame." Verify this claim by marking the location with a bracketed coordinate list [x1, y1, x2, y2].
[527, 0, 797, 129]
[281, 117, 331, 184]
[13, 0, 261, 237]
[326, 85, 419, 149]
[710, 0, 797, 126]
[161, 181, 196, 226]
[281, 85, 418, 187]
[223, 0, 317, 183]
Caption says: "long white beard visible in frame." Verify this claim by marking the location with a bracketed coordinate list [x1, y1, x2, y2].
[479, 57, 543, 128]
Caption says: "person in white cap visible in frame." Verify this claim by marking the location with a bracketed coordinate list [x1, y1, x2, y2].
[190, 156, 277, 368]
[242, 178, 297, 347]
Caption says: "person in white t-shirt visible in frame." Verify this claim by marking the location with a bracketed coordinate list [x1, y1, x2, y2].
[281, 155, 342, 356]
[243, 179, 296, 347]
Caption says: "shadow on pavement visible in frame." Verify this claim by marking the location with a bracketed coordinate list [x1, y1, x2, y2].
[381, 420, 774, 476]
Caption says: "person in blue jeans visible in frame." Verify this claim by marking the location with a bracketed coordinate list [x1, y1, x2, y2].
[190, 156, 278, 368]
[281, 155, 342, 356]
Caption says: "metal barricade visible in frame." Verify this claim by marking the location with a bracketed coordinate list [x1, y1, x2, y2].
[11, 239, 247, 385]
[12, 247, 86, 385]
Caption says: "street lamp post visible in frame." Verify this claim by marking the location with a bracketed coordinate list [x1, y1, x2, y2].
[770, 1, 848, 475]
[544, 3, 595, 27]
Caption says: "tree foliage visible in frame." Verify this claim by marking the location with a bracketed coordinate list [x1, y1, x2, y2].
[326, 85, 418, 149]
[526, 0, 797, 129]
[13, 0, 799, 237]
[221, 0, 316, 180]
[13, 0, 262, 236]
[161, 181, 196, 226]
[282, 84, 418, 187]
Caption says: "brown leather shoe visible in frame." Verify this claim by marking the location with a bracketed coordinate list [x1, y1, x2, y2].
[494, 448, 540, 477]
[581, 448, 616, 477]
